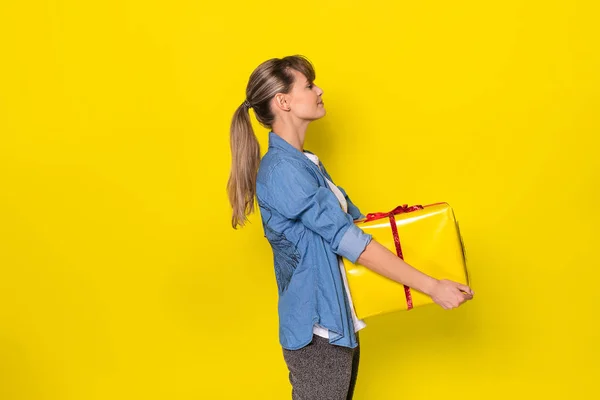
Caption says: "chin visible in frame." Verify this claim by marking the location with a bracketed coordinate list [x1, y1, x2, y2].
[304, 109, 326, 122]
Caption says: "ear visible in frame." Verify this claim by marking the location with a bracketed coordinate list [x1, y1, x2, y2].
[273, 93, 291, 112]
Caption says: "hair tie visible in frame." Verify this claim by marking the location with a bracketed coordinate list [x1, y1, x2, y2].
[243, 99, 252, 109]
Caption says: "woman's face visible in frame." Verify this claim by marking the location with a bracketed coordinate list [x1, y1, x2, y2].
[287, 69, 326, 121]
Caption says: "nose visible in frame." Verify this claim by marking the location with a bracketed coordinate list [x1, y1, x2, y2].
[315, 85, 324, 96]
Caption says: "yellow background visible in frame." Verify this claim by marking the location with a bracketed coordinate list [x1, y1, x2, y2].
[1, 1, 598, 399]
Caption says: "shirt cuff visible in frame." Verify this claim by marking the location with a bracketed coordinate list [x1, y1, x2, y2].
[337, 224, 372, 263]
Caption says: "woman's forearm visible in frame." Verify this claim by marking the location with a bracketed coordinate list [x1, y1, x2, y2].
[356, 239, 439, 296]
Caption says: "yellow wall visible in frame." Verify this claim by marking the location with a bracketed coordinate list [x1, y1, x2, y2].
[1, 1, 598, 398]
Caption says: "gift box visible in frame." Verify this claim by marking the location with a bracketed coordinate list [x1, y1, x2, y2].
[343, 202, 469, 319]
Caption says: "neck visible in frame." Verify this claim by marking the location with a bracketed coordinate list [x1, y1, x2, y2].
[271, 119, 309, 152]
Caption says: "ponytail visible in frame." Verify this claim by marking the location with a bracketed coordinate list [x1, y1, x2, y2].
[227, 102, 260, 229]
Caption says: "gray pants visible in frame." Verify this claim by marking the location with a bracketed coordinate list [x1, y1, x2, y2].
[282, 334, 361, 400]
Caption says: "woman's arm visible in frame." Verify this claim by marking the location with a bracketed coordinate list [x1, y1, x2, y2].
[357, 240, 474, 309]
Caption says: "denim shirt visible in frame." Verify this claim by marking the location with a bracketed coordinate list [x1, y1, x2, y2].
[256, 132, 373, 350]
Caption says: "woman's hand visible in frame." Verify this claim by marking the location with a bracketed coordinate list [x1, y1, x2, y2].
[429, 279, 474, 310]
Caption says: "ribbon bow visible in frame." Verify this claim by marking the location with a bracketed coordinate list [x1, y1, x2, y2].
[364, 204, 424, 222]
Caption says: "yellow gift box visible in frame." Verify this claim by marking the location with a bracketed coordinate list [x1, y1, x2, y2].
[343, 202, 469, 319]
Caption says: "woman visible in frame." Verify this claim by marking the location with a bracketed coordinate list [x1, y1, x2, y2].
[227, 55, 474, 400]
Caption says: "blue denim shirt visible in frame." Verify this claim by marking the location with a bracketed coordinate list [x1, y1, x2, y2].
[256, 132, 373, 350]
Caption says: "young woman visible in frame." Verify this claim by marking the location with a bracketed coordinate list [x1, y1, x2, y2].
[227, 55, 474, 400]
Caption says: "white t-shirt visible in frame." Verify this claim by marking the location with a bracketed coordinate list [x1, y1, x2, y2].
[304, 152, 367, 338]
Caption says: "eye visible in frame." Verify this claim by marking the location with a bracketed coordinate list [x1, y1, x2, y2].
[307, 83, 313, 89]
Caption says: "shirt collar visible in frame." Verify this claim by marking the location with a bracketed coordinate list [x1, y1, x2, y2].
[268, 131, 323, 171]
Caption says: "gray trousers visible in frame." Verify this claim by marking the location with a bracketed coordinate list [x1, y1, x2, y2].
[282, 334, 361, 400]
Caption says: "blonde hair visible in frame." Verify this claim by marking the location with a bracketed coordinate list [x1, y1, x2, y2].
[227, 55, 316, 229]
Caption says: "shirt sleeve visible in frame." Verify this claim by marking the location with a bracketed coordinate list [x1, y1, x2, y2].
[335, 185, 366, 221]
[319, 162, 365, 220]
[262, 159, 371, 263]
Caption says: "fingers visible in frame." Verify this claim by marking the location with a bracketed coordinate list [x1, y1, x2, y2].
[456, 283, 474, 296]
[454, 283, 474, 301]
[435, 296, 462, 310]
[457, 289, 473, 303]
[440, 292, 471, 310]
[432, 280, 474, 310]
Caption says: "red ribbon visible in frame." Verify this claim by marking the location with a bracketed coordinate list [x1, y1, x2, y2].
[363, 204, 424, 310]
[364, 204, 425, 222]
